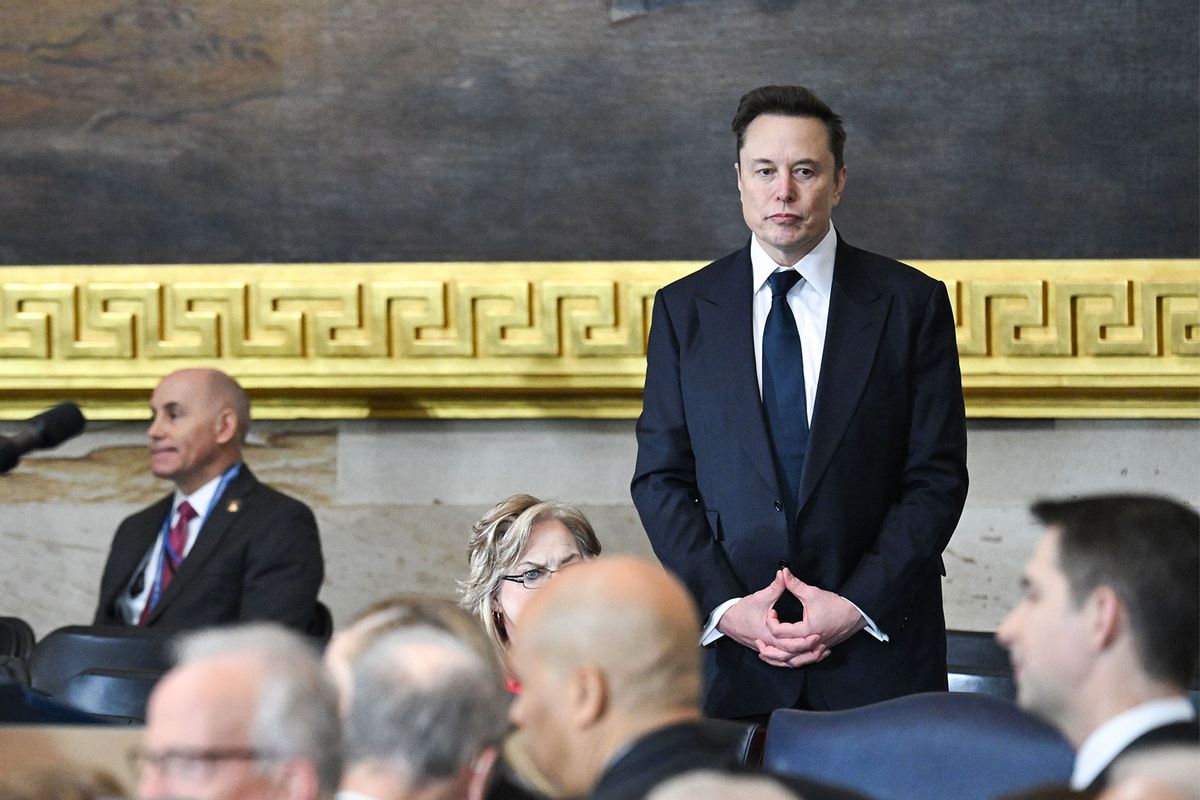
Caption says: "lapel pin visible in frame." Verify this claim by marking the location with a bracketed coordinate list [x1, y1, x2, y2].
[227, 500, 240, 513]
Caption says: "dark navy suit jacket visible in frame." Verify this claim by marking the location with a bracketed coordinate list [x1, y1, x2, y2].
[631, 236, 968, 718]
[94, 466, 323, 633]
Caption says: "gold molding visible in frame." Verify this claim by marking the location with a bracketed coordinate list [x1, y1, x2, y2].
[1, 261, 1196, 419]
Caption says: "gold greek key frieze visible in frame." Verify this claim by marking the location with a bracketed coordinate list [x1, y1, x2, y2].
[946, 278, 1199, 358]
[0, 261, 1196, 419]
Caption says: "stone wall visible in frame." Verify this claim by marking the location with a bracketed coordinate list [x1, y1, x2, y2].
[2, 418, 1195, 639]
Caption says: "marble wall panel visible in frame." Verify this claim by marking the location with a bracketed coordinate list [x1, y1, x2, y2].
[338, 419, 639, 505]
[1, 418, 1196, 639]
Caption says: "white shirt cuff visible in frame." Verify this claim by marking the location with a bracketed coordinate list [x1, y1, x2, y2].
[846, 598, 889, 642]
[700, 597, 742, 645]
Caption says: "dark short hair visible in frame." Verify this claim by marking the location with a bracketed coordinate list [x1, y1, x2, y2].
[731, 85, 846, 171]
[1032, 494, 1199, 689]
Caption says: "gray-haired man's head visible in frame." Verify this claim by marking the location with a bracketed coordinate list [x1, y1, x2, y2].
[140, 623, 342, 800]
[343, 626, 509, 800]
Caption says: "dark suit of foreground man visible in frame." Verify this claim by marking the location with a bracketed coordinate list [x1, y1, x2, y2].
[632, 85, 968, 718]
[95, 368, 323, 632]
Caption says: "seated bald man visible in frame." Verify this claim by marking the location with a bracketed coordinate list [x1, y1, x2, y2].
[94, 368, 324, 631]
[507, 555, 867, 800]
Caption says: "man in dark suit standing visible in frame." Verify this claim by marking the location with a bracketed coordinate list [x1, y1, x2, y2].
[998, 494, 1199, 792]
[94, 368, 323, 632]
[631, 85, 969, 718]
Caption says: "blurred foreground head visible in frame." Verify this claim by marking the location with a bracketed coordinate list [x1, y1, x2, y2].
[137, 624, 341, 800]
[507, 555, 701, 797]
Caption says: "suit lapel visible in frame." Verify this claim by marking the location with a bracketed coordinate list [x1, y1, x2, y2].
[147, 466, 257, 622]
[106, 494, 173, 611]
[796, 240, 889, 512]
[695, 247, 778, 494]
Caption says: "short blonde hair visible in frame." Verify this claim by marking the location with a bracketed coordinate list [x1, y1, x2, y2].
[458, 494, 601, 652]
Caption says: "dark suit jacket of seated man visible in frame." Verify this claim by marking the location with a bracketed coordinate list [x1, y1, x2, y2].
[94, 368, 323, 632]
[631, 86, 969, 719]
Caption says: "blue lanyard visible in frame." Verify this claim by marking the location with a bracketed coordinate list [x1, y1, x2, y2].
[145, 464, 242, 613]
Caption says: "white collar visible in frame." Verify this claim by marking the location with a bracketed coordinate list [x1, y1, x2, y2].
[750, 225, 837, 298]
[173, 470, 226, 519]
[1071, 696, 1196, 788]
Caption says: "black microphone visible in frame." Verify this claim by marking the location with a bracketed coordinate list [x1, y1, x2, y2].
[0, 402, 87, 474]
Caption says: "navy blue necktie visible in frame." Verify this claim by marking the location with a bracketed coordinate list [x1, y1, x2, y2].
[762, 270, 809, 520]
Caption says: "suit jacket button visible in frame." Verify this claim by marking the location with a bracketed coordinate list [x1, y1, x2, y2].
[773, 500, 783, 512]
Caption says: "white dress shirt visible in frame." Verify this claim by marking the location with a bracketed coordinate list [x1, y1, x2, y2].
[118, 473, 225, 624]
[750, 224, 835, 417]
[701, 226, 884, 646]
[1071, 696, 1197, 789]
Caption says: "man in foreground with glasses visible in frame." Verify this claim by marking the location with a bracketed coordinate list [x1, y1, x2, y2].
[134, 623, 342, 800]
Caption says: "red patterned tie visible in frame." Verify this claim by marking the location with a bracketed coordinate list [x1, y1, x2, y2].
[138, 500, 197, 625]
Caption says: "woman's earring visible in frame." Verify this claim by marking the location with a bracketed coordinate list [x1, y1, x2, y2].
[493, 609, 508, 642]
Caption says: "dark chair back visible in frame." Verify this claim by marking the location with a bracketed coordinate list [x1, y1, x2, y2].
[0, 616, 36, 659]
[763, 692, 1074, 800]
[0, 655, 30, 687]
[947, 629, 1015, 699]
[306, 600, 334, 645]
[946, 629, 1011, 672]
[0, 683, 110, 724]
[703, 717, 766, 767]
[28, 625, 171, 698]
[57, 668, 162, 724]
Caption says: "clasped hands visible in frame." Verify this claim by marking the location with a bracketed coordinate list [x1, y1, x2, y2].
[716, 567, 866, 668]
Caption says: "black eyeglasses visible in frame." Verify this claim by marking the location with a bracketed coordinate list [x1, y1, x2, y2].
[127, 746, 278, 781]
[501, 564, 566, 589]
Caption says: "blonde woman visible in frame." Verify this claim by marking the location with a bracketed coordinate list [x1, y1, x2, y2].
[460, 494, 601, 686]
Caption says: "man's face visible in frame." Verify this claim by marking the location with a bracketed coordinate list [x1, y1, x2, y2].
[148, 371, 230, 495]
[736, 114, 846, 266]
[508, 634, 582, 797]
[996, 529, 1094, 734]
[138, 661, 284, 800]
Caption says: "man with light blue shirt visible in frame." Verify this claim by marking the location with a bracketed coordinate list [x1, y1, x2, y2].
[632, 85, 968, 717]
[998, 494, 1199, 792]
[94, 368, 323, 632]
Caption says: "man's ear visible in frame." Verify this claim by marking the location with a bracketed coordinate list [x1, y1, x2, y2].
[465, 745, 501, 800]
[832, 165, 847, 205]
[1086, 585, 1123, 651]
[568, 665, 608, 729]
[214, 406, 239, 446]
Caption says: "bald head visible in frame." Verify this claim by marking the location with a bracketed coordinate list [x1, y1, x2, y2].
[148, 368, 250, 494]
[169, 368, 250, 443]
[519, 555, 702, 713]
